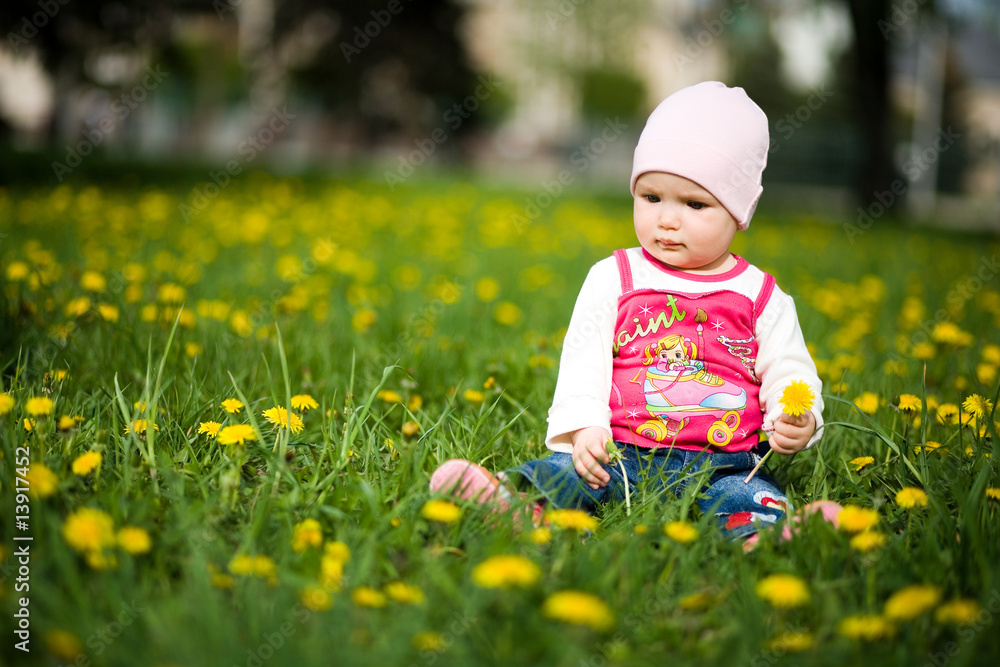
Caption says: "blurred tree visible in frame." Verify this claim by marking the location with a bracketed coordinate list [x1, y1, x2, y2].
[0, 0, 477, 149]
[841, 0, 900, 209]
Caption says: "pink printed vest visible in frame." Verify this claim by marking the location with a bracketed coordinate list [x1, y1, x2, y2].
[609, 250, 776, 453]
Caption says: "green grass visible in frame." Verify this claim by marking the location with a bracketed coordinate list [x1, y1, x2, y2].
[1, 173, 999, 666]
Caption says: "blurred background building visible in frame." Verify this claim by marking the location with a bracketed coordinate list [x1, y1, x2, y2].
[0, 0, 998, 227]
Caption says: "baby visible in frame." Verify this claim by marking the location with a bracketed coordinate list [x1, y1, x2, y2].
[431, 82, 833, 541]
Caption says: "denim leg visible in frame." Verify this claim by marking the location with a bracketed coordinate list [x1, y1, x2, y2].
[505, 453, 614, 511]
[505, 445, 690, 511]
[699, 466, 790, 539]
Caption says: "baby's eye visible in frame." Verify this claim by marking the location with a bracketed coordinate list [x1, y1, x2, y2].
[687, 201, 706, 210]
[644, 194, 660, 203]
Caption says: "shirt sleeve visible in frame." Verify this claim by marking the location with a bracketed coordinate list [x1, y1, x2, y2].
[754, 285, 825, 449]
[545, 259, 619, 452]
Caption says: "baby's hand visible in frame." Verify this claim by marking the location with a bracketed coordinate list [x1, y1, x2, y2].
[769, 411, 815, 455]
[571, 426, 612, 490]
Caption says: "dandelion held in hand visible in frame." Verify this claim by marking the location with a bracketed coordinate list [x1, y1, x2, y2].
[780, 381, 815, 417]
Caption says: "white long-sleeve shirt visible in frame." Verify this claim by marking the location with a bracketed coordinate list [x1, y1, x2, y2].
[545, 247, 824, 453]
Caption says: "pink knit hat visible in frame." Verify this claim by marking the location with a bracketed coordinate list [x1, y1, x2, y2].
[630, 81, 769, 230]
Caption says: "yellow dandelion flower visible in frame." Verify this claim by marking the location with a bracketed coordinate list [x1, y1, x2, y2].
[765, 632, 814, 653]
[472, 554, 541, 589]
[291, 394, 319, 411]
[261, 406, 304, 433]
[64, 296, 91, 317]
[71, 451, 102, 476]
[97, 303, 119, 322]
[229, 554, 276, 582]
[45, 629, 83, 660]
[780, 381, 815, 417]
[208, 564, 235, 589]
[548, 508, 598, 532]
[755, 574, 810, 608]
[407, 395, 423, 411]
[80, 270, 106, 292]
[494, 301, 522, 326]
[57, 415, 78, 431]
[352, 586, 387, 608]
[837, 506, 879, 533]
[884, 584, 941, 621]
[26, 463, 58, 499]
[402, 421, 420, 437]
[962, 394, 993, 419]
[936, 403, 960, 425]
[6, 260, 30, 281]
[895, 487, 929, 509]
[934, 599, 981, 625]
[63, 507, 116, 554]
[324, 540, 351, 564]
[983, 344, 1000, 365]
[663, 520, 699, 544]
[24, 418, 34, 432]
[475, 277, 500, 302]
[850, 531, 887, 552]
[853, 392, 880, 415]
[217, 424, 256, 445]
[837, 614, 896, 641]
[384, 581, 425, 604]
[633, 525, 649, 535]
[463, 389, 485, 404]
[412, 632, 446, 652]
[185, 341, 203, 357]
[542, 590, 614, 631]
[124, 419, 158, 435]
[300, 586, 333, 611]
[25, 396, 54, 417]
[157, 282, 186, 304]
[850, 456, 874, 472]
[0, 392, 15, 415]
[897, 394, 922, 412]
[976, 363, 997, 385]
[221, 398, 244, 414]
[530, 527, 553, 545]
[198, 421, 222, 438]
[291, 518, 323, 553]
[985, 488, 1000, 501]
[421, 499, 461, 523]
[117, 526, 152, 554]
[377, 389, 403, 403]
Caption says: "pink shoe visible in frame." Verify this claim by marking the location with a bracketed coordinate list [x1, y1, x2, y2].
[779, 500, 843, 541]
[429, 460, 546, 527]
[743, 500, 842, 552]
[429, 459, 513, 511]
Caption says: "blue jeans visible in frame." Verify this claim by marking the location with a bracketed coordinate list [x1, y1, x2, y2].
[505, 442, 789, 539]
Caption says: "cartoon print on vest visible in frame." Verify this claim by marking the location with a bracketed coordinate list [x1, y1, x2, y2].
[633, 307, 748, 447]
[717, 335, 760, 383]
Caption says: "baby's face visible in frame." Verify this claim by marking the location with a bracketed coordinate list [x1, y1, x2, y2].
[633, 172, 738, 274]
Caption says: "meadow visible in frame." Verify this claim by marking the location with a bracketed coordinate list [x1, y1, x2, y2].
[1, 173, 999, 666]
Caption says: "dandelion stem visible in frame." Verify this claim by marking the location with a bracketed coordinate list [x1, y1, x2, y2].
[744, 449, 772, 484]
